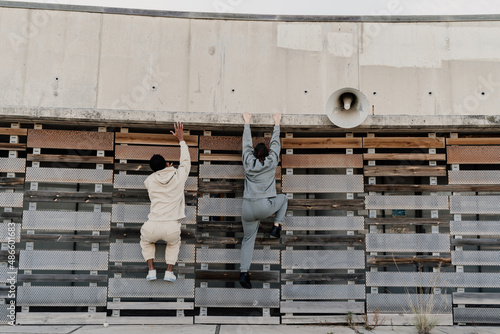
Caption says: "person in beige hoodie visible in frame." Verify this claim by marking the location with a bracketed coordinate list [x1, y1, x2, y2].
[140, 122, 191, 282]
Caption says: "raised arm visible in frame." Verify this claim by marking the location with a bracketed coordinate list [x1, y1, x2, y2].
[268, 113, 281, 164]
[242, 113, 254, 163]
[171, 122, 191, 181]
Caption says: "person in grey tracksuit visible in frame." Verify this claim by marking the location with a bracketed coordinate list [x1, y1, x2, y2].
[239, 112, 288, 289]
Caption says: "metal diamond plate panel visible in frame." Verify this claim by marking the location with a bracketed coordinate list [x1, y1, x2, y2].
[282, 250, 365, 269]
[454, 307, 500, 324]
[112, 204, 196, 224]
[27, 129, 114, 150]
[0, 193, 23, 207]
[114, 174, 197, 191]
[115, 145, 199, 162]
[110, 243, 195, 263]
[0, 158, 25, 173]
[108, 278, 194, 298]
[199, 165, 245, 179]
[17, 286, 107, 306]
[450, 220, 500, 236]
[282, 175, 364, 193]
[449, 170, 500, 185]
[19, 250, 109, 270]
[447, 146, 500, 164]
[0, 305, 9, 324]
[450, 196, 500, 214]
[22, 210, 110, 231]
[282, 285, 365, 300]
[195, 288, 279, 307]
[452, 251, 500, 266]
[281, 154, 363, 168]
[25, 167, 113, 184]
[198, 198, 242, 217]
[0, 265, 15, 283]
[367, 272, 500, 288]
[199, 136, 270, 151]
[196, 249, 279, 264]
[367, 294, 452, 313]
[0, 223, 20, 242]
[283, 216, 364, 231]
[366, 234, 450, 252]
[365, 195, 449, 210]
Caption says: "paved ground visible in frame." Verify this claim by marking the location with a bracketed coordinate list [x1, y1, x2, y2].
[1, 325, 499, 334]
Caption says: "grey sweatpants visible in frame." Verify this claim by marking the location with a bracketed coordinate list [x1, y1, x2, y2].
[240, 194, 288, 272]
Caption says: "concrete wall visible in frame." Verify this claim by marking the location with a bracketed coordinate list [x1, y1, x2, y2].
[1, 6, 500, 123]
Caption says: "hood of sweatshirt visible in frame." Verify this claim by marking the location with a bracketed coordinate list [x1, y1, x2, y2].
[153, 166, 176, 184]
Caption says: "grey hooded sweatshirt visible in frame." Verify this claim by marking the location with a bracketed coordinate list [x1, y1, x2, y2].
[144, 141, 191, 222]
[242, 124, 280, 199]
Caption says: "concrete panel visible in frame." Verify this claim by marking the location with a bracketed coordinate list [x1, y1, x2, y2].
[97, 14, 190, 111]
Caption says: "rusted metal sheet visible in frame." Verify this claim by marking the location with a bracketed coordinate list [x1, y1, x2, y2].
[27, 129, 114, 150]
[447, 146, 500, 164]
[199, 136, 270, 151]
[363, 137, 445, 148]
[281, 154, 363, 168]
[115, 145, 199, 162]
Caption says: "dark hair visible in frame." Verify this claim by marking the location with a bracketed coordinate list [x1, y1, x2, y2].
[253, 143, 269, 163]
[149, 154, 167, 172]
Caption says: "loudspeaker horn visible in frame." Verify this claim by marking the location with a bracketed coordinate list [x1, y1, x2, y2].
[326, 88, 370, 128]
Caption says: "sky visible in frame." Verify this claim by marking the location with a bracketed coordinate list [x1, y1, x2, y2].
[2, 0, 500, 16]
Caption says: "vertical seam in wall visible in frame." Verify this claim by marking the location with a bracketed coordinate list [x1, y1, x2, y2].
[94, 13, 104, 109]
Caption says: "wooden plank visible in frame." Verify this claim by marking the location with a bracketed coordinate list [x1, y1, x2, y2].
[17, 274, 108, 283]
[367, 255, 452, 267]
[0, 211, 22, 219]
[111, 227, 196, 239]
[16, 312, 106, 325]
[0, 177, 24, 187]
[21, 234, 109, 243]
[363, 166, 446, 177]
[24, 191, 112, 203]
[282, 154, 363, 168]
[453, 292, 500, 305]
[28, 154, 114, 164]
[107, 301, 194, 310]
[0, 128, 27, 136]
[195, 237, 280, 246]
[281, 273, 364, 282]
[0, 250, 19, 261]
[281, 137, 362, 149]
[363, 153, 447, 161]
[281, 301, 364, 314]
[282, 235, 365, 246]
[108, 265, 194, 274]
[198, 181, 245, 193]
[452, 238, 500, 246]
[114, 163, 198, 173]
[288, 199, 364, 211]
[365, 184, 500, 192]
[196, 270, 280, 282]
[365, 218, 450, 226]
[0, 143, 26, 150]
[106, 317, 193, 325]
[112, 191, 197, 204]
[195, 316, 280, 325]
[115, 145, 199, 162]
[447, 138, 500, 145]
[199, 153, 241, 161]
[27, 129, 114, 150]
[366, 314, 452, 326]
[115, 132, 198, 146]
[196, 221, 274, 232]
[363, 137, 445, 148]
[447, 146, 500, 164]
[281, 315, 353, 324]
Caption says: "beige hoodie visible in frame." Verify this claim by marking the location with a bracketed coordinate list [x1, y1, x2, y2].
[144, 141, 191, 222]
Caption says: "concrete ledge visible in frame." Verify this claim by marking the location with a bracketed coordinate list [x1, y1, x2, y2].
[1, 106, 500, 132]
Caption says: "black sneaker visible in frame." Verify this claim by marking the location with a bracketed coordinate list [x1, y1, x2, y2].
[239, 272, 252, 289]
[270, 224, 281, 238]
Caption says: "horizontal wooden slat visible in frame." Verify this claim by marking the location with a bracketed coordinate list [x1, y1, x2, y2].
[453, 292, 500, 305]
[115, 133, 198, 146]
[363, 153, 447, 161]
[281, 154, 363, 168]
[281, 273, 364, 282]
[0, 143, 25, 150]
[281, 301, 364, 314]
[195, 270, 280, 282]
[365, 218, 450, 225]
[107, 301, 194, 310]
[199, 153, 241, 161]
[195, 316, 279, 325]
[447, 146, 500, 164]
[16, 312, 106, 325]
[199, 136, 269, 151]
[364, 166, 446, 177]
[281, 137, 362, 149]
[0, 127, 27, 135]
[365, 184, 500, 192]
[108, 265, 194, 274]
[363, 137, 445, 148]
[447, 137, 500, 145]
[198, 181, 245, 193]
[28, 154, 114, 164]
[17, 274, 108, 283]
[195, 237, 279, 246]
[366, 314, 452, 326]
[24, 191, 112, 203]
[21, 234, 109, 243]
[115, 145, 198, 162]
[367, 255, 451, 267]
[106, 317, 193, 325]
[288, 199, 364, 211]
[281, 315, 357, 324]
[0, 177, 24, 188]
[0, 211, 22, 219]
[282, 235, 365, 246]
[111, 227, 195, 239]
[451, 238, 500, 246]
[27, 129, 114, 150]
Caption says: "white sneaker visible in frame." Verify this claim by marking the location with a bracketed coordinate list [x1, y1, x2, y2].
[164, 271, 176, 282]
[146, 269, 157, 281]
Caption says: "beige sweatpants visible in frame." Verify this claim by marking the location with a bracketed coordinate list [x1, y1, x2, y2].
[140, 220, 181, 265]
